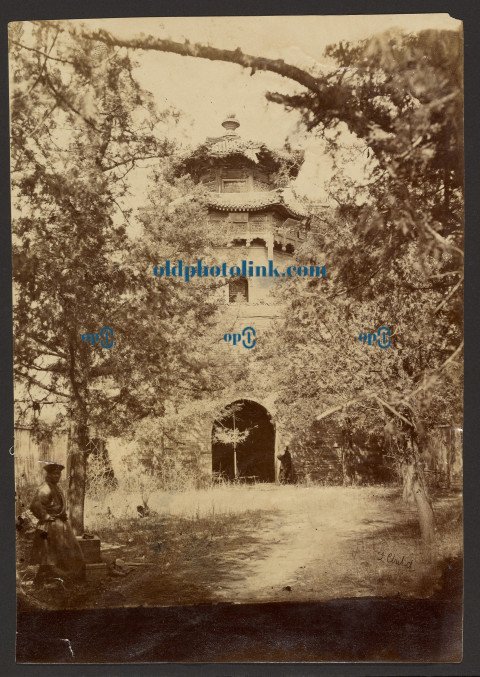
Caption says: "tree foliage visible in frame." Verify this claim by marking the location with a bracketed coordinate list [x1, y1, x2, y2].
[93, 22, 463, 542]
[10, 21, 227, 531]
[258, 29, 463, 543]
[12, 21, 464, 545]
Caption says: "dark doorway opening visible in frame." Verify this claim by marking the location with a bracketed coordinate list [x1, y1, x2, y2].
[212, 400, 275, 482]
[228, 276, 249, 303]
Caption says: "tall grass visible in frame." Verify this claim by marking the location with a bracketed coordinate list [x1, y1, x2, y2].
[84, 482, 397, 531]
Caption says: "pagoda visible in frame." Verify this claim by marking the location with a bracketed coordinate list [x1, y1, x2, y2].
[177, 114, 309, 324]
[175, 115, 309, 482]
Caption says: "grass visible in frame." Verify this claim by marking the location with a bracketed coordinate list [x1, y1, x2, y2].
[85, 483, 396, 527]
[18, 484, 463, 610]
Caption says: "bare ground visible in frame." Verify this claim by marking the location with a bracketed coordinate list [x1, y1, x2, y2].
[17, 485, 463, 610]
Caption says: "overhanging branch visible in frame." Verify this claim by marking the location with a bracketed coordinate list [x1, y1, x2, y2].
[79, 28, 321, 94]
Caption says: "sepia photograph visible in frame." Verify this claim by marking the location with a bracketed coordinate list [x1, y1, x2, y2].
[10, 13, 463, 663]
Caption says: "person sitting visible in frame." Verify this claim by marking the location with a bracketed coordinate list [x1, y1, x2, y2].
[30, 461, 85, 584]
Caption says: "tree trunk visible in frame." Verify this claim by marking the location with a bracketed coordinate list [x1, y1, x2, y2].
[402, 460, 435, 548]
[341, 422, 352, 486]
[67, 419, 89, 535]
[446, 426, 454, 489]
[341, 446, 347, 486]
[412, 473, 435, 548]
[67, 336, 91, 536]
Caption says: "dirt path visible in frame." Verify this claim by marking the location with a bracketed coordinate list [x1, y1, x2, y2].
[201, 485, 420, 603]
[95, 485, 460, 607]
[18, 485, 462, 610]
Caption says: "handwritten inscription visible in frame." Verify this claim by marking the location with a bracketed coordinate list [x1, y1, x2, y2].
[352, 538, 415, 570]
[375, 549, 414, 569]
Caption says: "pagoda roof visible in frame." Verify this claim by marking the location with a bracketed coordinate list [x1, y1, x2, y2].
[206, 189, 308, 219]
[175, 115, 304, 179]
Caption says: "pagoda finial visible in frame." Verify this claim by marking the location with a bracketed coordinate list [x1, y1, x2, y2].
[221, 114, 240, 133]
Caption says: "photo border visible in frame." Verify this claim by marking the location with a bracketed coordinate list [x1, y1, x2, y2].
[1, 1, 478, 674]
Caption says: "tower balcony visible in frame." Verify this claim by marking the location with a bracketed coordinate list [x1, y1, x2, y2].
[215, 218, 303, 255]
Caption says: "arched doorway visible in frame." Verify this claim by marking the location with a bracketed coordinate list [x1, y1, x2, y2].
[212, 399, 275, 482]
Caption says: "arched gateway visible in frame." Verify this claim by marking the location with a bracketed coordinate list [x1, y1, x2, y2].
[212, 399, 275, 482]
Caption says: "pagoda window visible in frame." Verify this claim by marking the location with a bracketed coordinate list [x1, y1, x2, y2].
[229, 277, 249, 303]
[222, 179, 247, 193]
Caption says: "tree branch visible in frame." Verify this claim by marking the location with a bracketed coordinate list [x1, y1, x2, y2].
[374, 396, 413, 428]
[10, 39, 75, 65]
[434, 276, 463, 314]
[42, 70, 102, 133]
[404, 341, 464, 402]
[423, 222, 464, 258]
[80, 28, 321, 93]
[18, 360, 66, 374]
[24, 333, 67, 359]
[102, 154, 162, 171]
[315, 342, 463, 427]
[14, 368, 70, 399]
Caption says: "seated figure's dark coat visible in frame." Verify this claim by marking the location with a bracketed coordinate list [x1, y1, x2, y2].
[30, 481, 84, 579]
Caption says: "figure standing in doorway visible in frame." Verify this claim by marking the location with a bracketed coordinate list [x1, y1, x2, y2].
[277, 446, 296, 484]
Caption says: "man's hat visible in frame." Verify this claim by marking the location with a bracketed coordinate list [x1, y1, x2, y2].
[38, 460, 65, 471]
